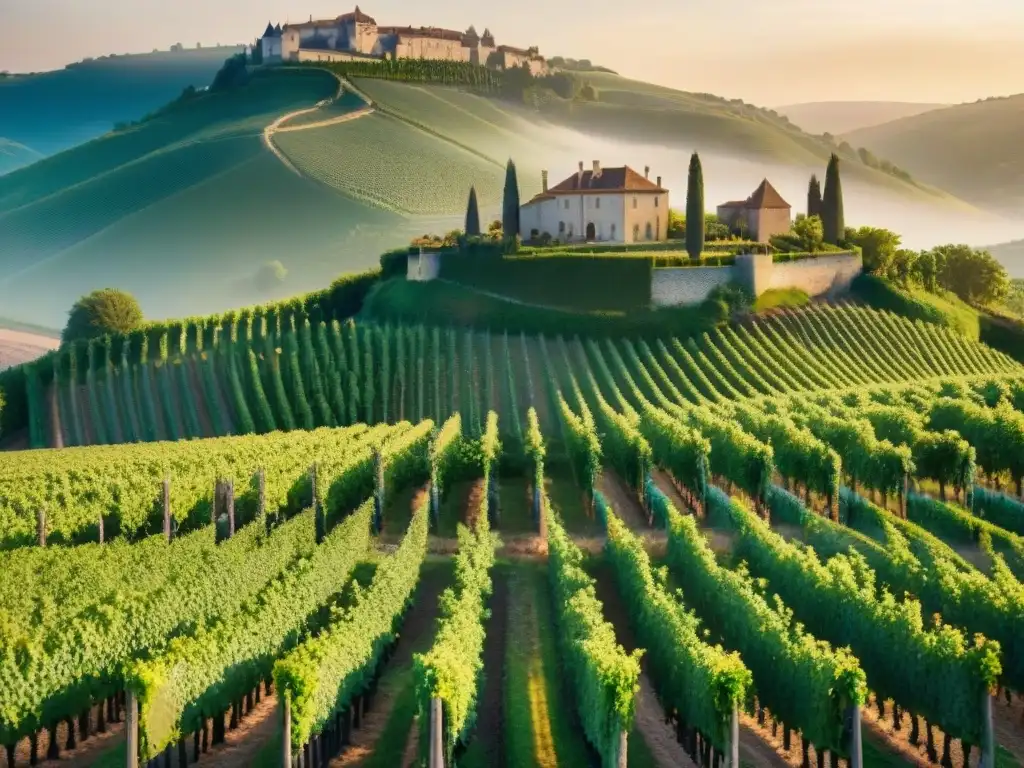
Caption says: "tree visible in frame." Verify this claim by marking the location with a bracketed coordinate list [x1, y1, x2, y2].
[806, 175, 822, 218]
[847, 226, 901, 277]
[464, 186, 481, 236]
[791, 215, 824, 253]
[253, 260, 288, 293]
[822, 153, 845, 245]
[502, 159, 520, 251]
[63, 289, 143, 344]
[932, 244, 1010, 305]
[685, 152, 705, 260]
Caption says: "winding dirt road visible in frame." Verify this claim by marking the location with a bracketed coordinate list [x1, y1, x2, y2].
[261, 73, 374, 174]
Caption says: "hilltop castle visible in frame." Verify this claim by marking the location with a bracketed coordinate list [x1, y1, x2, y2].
[259, 7, 547, 75]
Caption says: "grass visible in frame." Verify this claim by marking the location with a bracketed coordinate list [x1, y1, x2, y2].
[845, 94, 1024, 214]
[544, 468, 603, 537]
[753, 287, 810, 312]
[495, 476, 536, 533]
[276, 88, 366, 128]
[852, 274, 981, 340]
[474, 560, 593, 768]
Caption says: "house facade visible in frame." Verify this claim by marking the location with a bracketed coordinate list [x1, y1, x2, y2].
[259, 7, 540, 70]
[519, 162, 669, 244]
[716, 179, 792, 243]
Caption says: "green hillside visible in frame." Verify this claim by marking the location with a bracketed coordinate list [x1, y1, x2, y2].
[0, 138, 42, 176]
[0, 69, 409, 326]
[0, 63, 992, 329]
[0, 46, 246, 157]
[846, 94, 1024, 215]
[774, 100, 948, 135]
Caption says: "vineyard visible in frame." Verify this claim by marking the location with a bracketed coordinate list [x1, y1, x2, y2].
[3, 298, 1024, 768]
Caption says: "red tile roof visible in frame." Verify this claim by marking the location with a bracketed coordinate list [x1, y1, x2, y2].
[720, 179, 790, 210]
[337, 6, 377, 24]
[377, 25, 464, 41]
[546, 165, 665, 194]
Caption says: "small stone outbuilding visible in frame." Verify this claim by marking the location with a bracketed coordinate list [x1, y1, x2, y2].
[716, 179, 791, 243]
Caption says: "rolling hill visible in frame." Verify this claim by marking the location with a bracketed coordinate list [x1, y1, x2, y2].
[774, 101, 948, 135]
[990, 240, 1024, 277]
[845, 94, 1024, 216]
[0, 64, 1012, 329]
[0, 139, 42, 176]
[0, 46, 244, 161]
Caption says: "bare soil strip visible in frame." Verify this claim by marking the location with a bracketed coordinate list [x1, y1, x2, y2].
[993, 693, 1024, 765]
[461, 567, 510, 767]
[193, 693, 281, 768]
[596, 470, 650, 529]
[9, 709, 125, 768]
[330, 563, 452, 766]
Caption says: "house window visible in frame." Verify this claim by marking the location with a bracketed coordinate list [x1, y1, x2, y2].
[656, 216, 660, 237]
[654, 196, 659, 208]
[564, 199, 569, 210]
[558, 221, 565, 233]
[595, 197, 601, 209]
[632, 196, 638, 209]
[632, 224, 639, 241]
[645, 222, 652, 240]
[611, 223, 617, 239]
[568, 224, 574, 238]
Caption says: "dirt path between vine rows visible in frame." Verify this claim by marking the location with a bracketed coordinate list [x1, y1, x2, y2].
[330, 564, 451, 766]
[197, 693, 281, 768]
[588, 564, 697, 768]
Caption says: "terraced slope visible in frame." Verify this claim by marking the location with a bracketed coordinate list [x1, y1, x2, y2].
[35, 303, 1021, 449]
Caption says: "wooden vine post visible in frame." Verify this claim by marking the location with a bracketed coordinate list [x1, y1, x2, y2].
[311, 463, 323, 544]
[258, 468, 268, 532]
[428, 697, 443, 768]
[615, 729, 628, 768]
[225, 478, 235, 538]
[282, 696, 292, 768]
[979, 689, 995, 768]
[37, 509, 46, 547]
[162, 477, 172, 543]
[373, 448, 384, 535]
[846, 704, 863, 768]
[725, 704, 740, 768]
[125, 690, 139, 768]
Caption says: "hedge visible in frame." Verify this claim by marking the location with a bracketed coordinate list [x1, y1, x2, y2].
[362, 278, 723, 339]
[439, 251, 654, 312]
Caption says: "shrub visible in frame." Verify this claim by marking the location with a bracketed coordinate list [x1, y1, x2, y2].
[62, 288, 144, 344]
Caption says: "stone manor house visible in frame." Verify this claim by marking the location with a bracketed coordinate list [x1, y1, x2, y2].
[519, 163, 795, 245]
[520, 162, 670, 245]
[259, 6, 547, 74]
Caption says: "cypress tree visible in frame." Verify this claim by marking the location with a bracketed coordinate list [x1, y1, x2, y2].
[822, 154, 845, 244]
[465, 186, 481, 236]
[502, 159, 520, 251]
[685, 152, 705, 260]
[807, 174, 823, 218]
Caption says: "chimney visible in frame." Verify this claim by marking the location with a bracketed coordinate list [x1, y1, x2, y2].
[577, 160, 584, 187]
[592, 160, 600, 176]
[541, 170, 548, 193]
[656, 175, 661, 188]
[644, 165, 650, 179]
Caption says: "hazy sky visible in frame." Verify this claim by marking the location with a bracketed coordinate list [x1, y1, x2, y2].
[5, 0, 1023, 105]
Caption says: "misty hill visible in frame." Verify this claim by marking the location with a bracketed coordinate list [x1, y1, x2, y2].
[845, 94, 1024, 216]
[1, 65, 1014, 329]
[774, 101, 948, 135]
[990, 240, 1024, 278]
[0, 138, 42, 176]
[0, 46, 244, 161]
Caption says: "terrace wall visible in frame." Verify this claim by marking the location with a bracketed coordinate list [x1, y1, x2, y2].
[652, 251, 861, 307]
[407, 251, 441, 282]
